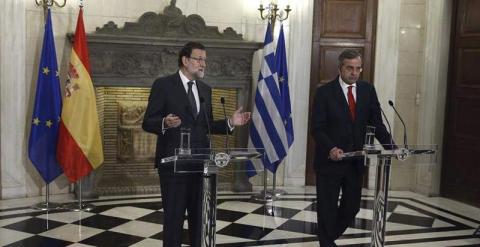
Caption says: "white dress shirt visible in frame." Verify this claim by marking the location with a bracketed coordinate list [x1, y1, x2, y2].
[162, 71, 234, 132]
[339, 76, 357, 104]
[179, 70, 200, 113]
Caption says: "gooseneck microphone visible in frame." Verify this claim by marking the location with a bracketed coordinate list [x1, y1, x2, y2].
[380, 107, 394, 147]
[388, 100, 408, 148]
[220, 97, 229, 151]
[200, 97, 212, 150]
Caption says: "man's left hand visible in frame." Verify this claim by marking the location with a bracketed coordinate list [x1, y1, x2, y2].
[230, 106, 251, 126]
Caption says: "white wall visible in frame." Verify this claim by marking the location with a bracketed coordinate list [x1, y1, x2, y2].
[0, 0, 452, 198]
[1, 0, 312, 198]
[1, 0, 28, 199]
[374, 0, 451, 195]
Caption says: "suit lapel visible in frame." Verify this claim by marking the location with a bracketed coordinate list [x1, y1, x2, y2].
[196, 81, 209, 123]
[171, 73, 193, 120]
[355, 82, 366, 122]
[332, 78, 352, 121]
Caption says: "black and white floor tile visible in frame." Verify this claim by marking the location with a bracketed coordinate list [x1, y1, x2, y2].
[0, 188, 479, 246]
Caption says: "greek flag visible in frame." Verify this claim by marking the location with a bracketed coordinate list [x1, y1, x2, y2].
[247, 23, 292, 176]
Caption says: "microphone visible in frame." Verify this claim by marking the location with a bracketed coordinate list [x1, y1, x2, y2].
[380, 107, 394, 147]
[388, 100, 408, 148]
[200, 97, 212, 150]
[220, 97, 229, 151]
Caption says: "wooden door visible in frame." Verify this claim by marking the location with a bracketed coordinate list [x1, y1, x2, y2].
[442, 0, 480, 207]
[306, 0, 377, 185]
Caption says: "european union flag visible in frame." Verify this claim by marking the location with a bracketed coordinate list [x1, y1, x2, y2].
[276, 24, 294, 147]
[28, 9, 63, 183]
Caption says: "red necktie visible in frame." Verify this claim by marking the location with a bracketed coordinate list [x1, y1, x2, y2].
[347, 86, 356, 120]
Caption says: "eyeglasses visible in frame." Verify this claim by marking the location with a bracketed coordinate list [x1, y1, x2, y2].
[343, 65, 363, 73]
[188, 56, 207, 63]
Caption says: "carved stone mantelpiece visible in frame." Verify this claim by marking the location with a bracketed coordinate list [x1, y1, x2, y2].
[96, 0, 243, 40]
[79, 1, 262, 196]
[77, 0, 262, 88]
[88, 45, 256, 87]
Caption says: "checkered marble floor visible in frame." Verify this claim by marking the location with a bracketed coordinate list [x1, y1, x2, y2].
[0, 188, 479, 246]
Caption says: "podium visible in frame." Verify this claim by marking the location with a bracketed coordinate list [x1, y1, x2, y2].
[161, 148, 264, 247]
[342, 144, 436, 247]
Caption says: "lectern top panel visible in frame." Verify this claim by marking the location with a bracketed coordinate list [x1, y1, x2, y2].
[160, 148, 266, 174]
[340, 144, 437, 166]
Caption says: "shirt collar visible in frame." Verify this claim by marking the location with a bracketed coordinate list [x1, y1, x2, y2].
[178, 69, 195, 87]
[339, 76, 356, 91]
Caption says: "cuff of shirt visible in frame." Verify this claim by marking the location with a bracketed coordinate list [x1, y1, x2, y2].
[161, 117, 166, 134]
[227, 118, 235, 131]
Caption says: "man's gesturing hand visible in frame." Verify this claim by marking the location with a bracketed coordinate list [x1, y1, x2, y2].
[164, 114, 181, 128]
[230, 106, 251, 126]
[329, 147, 344, 161]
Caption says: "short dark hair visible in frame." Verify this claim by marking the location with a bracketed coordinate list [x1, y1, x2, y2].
[178, 42, 206, 67]
[338, 49, 362, 68]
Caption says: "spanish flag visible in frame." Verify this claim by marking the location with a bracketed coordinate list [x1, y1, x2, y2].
[57, 7, 103, 183]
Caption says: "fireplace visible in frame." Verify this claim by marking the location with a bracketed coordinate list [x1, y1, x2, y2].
[81, 2, 261, 195]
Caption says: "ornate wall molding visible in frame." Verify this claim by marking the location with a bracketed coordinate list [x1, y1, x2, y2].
[87, 44, 257, 87]
[68, 0, 262, 88]
[96, 0, 243, 40]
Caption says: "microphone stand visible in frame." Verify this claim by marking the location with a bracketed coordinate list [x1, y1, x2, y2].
[220, 97, 229, 151]
[388, 100, 408, 148]
[200, 97, 212, 151]
[380, 107, 394, 147]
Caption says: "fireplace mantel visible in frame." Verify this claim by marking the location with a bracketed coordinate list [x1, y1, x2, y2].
[72, 1, 262, 196]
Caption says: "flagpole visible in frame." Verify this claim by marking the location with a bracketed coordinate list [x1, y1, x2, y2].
[32, 182, 61, 211]
[250, 20, 276, 202]
[258, 2, 291, 36]
[249, 5, 293, 203]
[251, 165, 274, 202]
[35, 0, 67, 22]
[29, 6, 64, 211]
[61, 179, 95, 211]
[268, 171, 287, 196]
[79, 180, 82, 209]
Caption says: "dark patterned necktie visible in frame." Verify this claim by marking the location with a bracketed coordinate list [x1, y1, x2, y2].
[347, 85, 356, 120]
[187, 81, 198, 117]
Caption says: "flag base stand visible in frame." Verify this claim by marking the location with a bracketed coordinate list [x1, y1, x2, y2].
[31, 183, 61, 211]
[266, 188, 287, 197]
[251, 188, 286, 202]
[250, 169, 286, 202]
[62, 179, 95, 212]
[251, 190, 275, 202]
[61, 202, 95, 212]
[32, 202, 61, 211]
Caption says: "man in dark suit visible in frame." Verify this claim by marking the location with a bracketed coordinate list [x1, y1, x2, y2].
[142, 42, 250, 247]
[311, 49, 392, 246]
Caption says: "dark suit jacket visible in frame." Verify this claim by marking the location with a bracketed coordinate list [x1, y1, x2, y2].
[142, 72, 230, 173]
[311, 77, 392, 173]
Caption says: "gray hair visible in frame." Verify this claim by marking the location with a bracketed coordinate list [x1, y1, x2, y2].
[338, 49, 362, 68]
